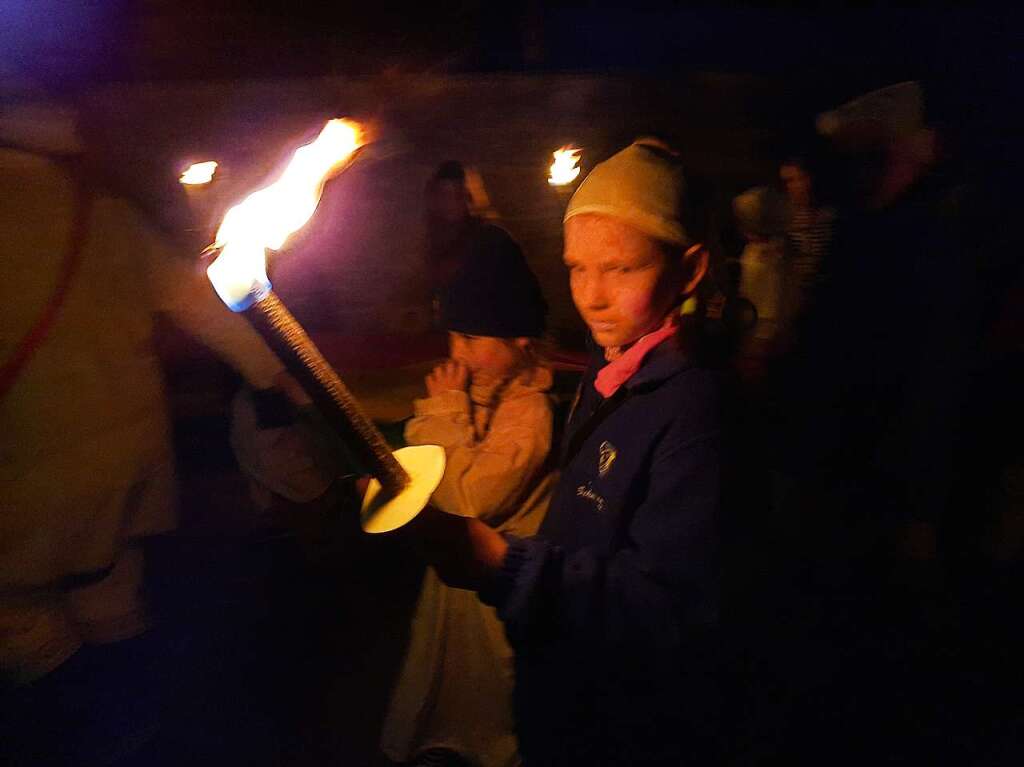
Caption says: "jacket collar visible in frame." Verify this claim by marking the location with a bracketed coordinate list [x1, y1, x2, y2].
[624, 330, 694, 391]
[587, 327, 695, 396]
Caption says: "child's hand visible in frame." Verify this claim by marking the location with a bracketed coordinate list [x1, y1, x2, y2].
[426, 359, 469, 397]
[404, 506, 508, 590]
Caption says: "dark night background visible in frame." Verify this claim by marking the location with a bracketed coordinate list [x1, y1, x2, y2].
[2, 3, 1022, 767]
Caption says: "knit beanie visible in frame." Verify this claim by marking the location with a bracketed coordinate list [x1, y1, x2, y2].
[443, 227, 547, 338]
[564, 139, 695, 248]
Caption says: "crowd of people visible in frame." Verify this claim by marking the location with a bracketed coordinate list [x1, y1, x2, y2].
[2, 77, 1021, 767]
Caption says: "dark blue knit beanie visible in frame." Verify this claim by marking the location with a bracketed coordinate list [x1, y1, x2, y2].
[442, 226, 547, 339]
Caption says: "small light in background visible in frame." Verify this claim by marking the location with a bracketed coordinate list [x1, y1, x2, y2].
[548, 147, 582, 186]
[180, 161, 218, 185]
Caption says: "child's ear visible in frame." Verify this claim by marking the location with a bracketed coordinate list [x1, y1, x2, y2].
[513, 337, 531, 350]
[680, 243, 708, 296]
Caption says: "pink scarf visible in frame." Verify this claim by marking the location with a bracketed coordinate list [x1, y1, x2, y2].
[594, 314, 679, 398]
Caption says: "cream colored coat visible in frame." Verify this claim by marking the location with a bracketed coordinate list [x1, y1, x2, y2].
[0, 143, 283, 592]
[381, 366, 556, 767]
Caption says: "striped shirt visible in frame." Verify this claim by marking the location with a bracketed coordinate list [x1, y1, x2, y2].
[788, 206, 835, 306]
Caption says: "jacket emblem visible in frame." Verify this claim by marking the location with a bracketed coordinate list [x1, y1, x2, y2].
[598, 441, 617, 478]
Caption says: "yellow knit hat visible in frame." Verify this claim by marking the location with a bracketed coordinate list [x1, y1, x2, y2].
[564, 139, 693, 248]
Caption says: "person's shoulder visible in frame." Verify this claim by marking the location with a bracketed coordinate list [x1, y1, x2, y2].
[496, 374, 555, 418]
[476, 219, 513, 239]
[475, 221, 522, 252]
[497, 390, 553, 419]
[490, 392, 554, 451]
[631, 330, 716, 393]
[652, 364, 721, 442]
[666, 364, 720, 406]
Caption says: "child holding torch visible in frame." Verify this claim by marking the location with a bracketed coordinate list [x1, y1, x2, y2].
[408, 139, 721, 767]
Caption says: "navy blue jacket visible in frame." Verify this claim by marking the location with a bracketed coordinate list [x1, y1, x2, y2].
[482, 331, 721, 766]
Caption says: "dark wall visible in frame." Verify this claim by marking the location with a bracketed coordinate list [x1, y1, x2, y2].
[82, 72, 812, 342]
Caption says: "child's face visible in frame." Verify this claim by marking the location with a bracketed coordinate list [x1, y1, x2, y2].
[448, 332, 524, 383]
[564, 214, 691, 349]
[780, 163, 812, 207]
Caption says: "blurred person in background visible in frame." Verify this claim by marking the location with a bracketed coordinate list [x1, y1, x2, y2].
[0, 91, 295, 765]
[732, 185, 791, 384]
[779, 151, 835, 328]
[759, 86, 985, 767]
[770, 79, 1018, 765]
[815, 80, 976, 583]
[770, 82, 979, 594]
[424, 161, 545, 331]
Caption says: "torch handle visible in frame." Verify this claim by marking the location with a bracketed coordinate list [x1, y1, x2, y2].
[245, 292, 410, 493]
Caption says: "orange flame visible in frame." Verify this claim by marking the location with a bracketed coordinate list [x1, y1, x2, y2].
[548, 146, 582, 186]
[180, 161, 218, 185]
[207, 119, 364, 310]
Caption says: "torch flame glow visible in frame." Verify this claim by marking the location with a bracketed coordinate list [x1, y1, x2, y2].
[207, 118, 364, 311]
[548, 146, 582, 186]
[180, 161, 218, 185]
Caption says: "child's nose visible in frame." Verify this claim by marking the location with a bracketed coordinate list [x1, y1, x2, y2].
[579, 274, 609, 311]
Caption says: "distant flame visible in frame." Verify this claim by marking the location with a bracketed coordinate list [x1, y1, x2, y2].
[207, 118, 364, 311]
[180, 161, 218, 185]
[548, 147, 582, 186]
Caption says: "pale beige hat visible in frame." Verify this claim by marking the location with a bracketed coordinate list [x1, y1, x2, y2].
[564, 139, 694, 247]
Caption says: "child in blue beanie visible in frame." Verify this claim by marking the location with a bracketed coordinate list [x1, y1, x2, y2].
[382, 243, 555, 767]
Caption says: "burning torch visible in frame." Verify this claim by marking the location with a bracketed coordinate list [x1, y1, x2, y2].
[548, 146, 582, 187]
[205, 119, 444, 533]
